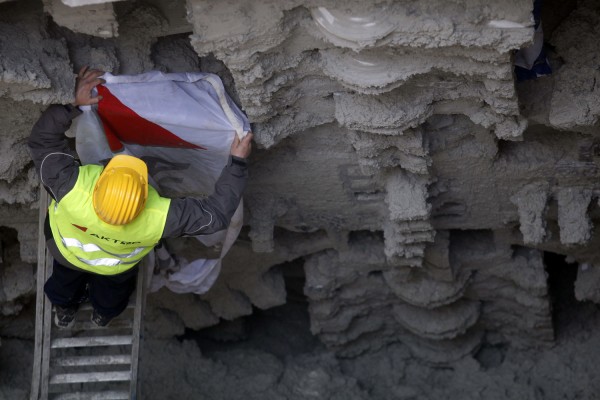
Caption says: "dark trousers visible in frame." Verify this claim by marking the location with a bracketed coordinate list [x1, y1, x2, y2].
[44, 259, 138, 319]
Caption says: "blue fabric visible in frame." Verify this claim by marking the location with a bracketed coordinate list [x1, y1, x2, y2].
[515, 0, 552, 82]
[515, 49, 552, 81]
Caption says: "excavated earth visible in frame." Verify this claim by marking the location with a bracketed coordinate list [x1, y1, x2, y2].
[3, 0, 600, 398]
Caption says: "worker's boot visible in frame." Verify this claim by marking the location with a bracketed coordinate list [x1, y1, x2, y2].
[54, 304, 78, 329]
[91, 309, 112, 327]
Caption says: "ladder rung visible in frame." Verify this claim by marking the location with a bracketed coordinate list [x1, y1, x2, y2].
[51, 390, 130, 400]
[71, 319, 133, 331]
[52, 354, 132, 367]
[78, 300, 135, 311]
[49, 370, 131, 384]
[51, 335, 133, 348]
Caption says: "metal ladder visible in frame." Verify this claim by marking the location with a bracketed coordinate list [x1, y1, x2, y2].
[31, 188, 146, 400]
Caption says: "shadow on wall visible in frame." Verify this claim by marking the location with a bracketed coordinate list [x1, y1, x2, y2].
[177, 255, 323, 359]
[0, 226, 19, 266]
[543, 252, 587, 339]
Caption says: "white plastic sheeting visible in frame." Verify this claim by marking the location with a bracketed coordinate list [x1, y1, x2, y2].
[73, 71, 251, 294]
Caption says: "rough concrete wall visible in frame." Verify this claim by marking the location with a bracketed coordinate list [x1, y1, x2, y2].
[2, 0, 600, 368]
[183, 0, 547, 361]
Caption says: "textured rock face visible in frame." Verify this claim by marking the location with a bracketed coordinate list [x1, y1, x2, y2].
[2, 0, 600, 369]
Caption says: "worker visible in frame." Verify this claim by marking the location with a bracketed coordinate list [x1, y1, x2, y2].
[28, 67, 253, 328]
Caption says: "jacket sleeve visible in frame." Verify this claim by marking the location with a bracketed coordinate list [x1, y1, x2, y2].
[161, 156, 248, 238]
[28, 104, 82, 202]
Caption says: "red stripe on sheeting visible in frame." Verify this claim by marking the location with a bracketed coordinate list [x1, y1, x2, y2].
[97, 85, 205, 151]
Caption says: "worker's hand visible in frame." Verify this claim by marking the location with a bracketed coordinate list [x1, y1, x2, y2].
[230, 132, 253, 159]
[72, 66, 105, 107]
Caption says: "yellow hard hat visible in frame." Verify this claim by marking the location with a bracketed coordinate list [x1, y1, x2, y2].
[93, 155, 149, 225]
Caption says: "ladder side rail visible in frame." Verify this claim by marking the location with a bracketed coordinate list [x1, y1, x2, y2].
[40, 251, 54, 400]
[30, 187, 48, 400]
[130, 256, 148, 400]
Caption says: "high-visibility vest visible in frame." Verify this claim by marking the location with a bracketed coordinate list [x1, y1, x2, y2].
[48, 164, 171, 275]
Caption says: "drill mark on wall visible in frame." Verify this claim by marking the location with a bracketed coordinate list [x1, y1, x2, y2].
[338, 164, 384, 203]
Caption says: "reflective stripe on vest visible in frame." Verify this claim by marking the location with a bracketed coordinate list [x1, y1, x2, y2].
[61, 236, 147, 259]
[49, 164, 171, 275]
